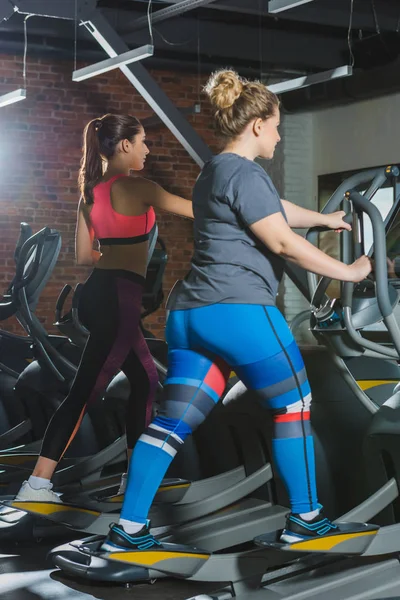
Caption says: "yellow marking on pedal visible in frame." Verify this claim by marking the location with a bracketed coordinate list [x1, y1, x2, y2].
[107, 495, 123, 503]
[109, 550, 209, 566]
[108, 482, 191, 501]
[12, 501, 99, 516]
[357, 379, 398, 391]
[213, 502, 240, 515]
[158, 483, 190, 493]
[290, 530, 376, 551]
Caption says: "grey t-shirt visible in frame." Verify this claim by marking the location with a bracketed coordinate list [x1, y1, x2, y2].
[173, 153, 287, 309]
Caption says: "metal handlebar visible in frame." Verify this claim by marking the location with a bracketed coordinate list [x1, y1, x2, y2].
[14, 227, 58, 292]
[345, 190, 391, 317]
[310, 167, 397, 310]
[0, 227, 53, 319]
[54, 284, 72, 323]
[306, 167, 392, 247]
[343, 189, 400, 359]
[14, 222, 32, 263]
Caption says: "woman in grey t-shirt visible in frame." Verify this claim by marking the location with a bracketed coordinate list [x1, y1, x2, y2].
[102, 70, 372, 552]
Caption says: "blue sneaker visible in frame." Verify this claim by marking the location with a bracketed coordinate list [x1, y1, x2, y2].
[100, 521, 162, 553]
[280, 510, 338, 543]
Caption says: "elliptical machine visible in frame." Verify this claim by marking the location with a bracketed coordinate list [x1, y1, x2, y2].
[0, 224, 63, 450]
[0, 226, 171, 540]
[38, 165, 400, 600]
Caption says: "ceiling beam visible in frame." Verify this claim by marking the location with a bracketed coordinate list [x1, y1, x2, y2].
[150, 0, 398, 32]
[142, 104, 200, 129]
[8, 0, 399, 34]
[82, 9, 212, 166]
[120, 13, 346, 71]
[11, 0, 95, 20]
[0, 8, 347, 71]
[0, 0, 15, 23]
[0, 30, 305, 76]
[132, 0, 220, 30]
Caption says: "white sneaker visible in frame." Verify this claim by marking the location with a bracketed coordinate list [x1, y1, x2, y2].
[117, 473, 128, 495]
[14, 481, 63, 504]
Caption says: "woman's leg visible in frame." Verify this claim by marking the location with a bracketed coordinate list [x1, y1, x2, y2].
[188, 303, 336, 541]
[101, 303, 333, 550]
[233, 307, 317, 515]
[102, 343, 230, 550]
[16, 270, 146, 500]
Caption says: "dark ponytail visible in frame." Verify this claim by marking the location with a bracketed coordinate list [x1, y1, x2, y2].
[78, 118, 103, 205]
[78, 113, 142, 205]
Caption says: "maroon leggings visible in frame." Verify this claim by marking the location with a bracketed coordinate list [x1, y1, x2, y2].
[41, 268, 158, 462]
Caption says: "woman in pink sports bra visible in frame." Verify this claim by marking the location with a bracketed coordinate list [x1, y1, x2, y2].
[15, 113, 193, 503]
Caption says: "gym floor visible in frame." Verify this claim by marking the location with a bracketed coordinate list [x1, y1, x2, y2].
[0, 537, 222, 600]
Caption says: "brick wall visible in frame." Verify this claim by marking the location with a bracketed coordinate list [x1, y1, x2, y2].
[0, 54, 220, 339]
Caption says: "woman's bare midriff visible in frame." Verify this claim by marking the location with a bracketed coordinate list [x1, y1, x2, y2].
[95, 240, 149, 278]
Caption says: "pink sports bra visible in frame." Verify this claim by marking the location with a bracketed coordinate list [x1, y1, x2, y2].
[90, 174, 156, 245]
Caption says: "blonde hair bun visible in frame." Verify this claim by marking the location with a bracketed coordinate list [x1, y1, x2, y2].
[204, 69, 279, 139]
[204, 69, 244, 110]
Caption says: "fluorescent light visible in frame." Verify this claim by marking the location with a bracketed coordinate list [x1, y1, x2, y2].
[269, 0, 314, 13]
[72, 44, 154, 82]
[0, 88, 26, 108]
[269, 65, 353, 95]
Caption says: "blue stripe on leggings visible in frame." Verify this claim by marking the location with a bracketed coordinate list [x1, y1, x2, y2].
[153, 416, 192, 438]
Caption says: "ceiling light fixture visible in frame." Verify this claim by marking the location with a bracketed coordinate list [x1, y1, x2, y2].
[0, 88, 27, 107]
[0, 14, 32, 109]
[269, 65, 353, 94]
[72, 44, 154, 81]
[268, 0, 314, 13]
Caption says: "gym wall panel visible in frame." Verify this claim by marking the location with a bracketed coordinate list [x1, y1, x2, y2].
[314, 93, 400, 177]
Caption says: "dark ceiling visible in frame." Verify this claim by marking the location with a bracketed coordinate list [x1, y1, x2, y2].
[1, 0, 400, 110]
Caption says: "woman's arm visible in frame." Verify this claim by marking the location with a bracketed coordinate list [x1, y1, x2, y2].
[75, 199, 101, 265]
[140, 179, 194, 219]
[250, 212, 371, 282]
[281, 200, 351, 231]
